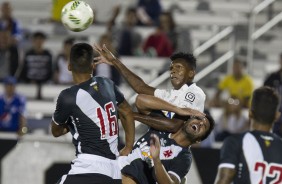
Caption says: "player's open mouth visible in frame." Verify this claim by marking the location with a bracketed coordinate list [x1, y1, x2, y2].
[192, 124, 199, 132]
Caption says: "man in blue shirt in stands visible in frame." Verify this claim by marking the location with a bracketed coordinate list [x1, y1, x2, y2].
[0, 76, 27, 136]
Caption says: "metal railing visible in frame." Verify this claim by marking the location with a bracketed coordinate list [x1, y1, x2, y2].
[129, 26, 235, 104]
[247, 0, 282, 74]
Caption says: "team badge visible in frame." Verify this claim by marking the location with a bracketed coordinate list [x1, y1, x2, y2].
[185, 92, 195, 103]
[163, 149, 173, 158]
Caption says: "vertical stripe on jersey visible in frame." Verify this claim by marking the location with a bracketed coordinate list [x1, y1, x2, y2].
[243, 132, 264, 184]
[76, 89, 118, 156]
[70, 116, 81, 153]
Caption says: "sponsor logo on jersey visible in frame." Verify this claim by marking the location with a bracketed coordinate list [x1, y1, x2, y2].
[160, 138, 167, 147]
[185, 92, 195, 103]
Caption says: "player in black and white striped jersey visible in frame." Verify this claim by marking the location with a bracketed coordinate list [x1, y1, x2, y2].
[118, 94, 215, 184]
[215, 87, 282, 184]
[50, 43, 135, 184]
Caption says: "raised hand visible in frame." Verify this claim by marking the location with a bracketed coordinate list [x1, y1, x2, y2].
[150, 134, 161, 160]
[93, 44, 117, 65]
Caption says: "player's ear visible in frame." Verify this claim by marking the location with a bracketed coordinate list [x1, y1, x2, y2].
[274, 111, 281, 122]
[249, 109, 254, 119]
[91, 62, 96, 70]
[68, 64, 72, 71]
[189, 70, 195, 78]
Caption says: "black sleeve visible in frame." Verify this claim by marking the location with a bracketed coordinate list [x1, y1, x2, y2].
[220, 135, 241, 166]
[53, 89, 73, 125]
[114, 84, 125, 105]
[168, 151, 192, 182]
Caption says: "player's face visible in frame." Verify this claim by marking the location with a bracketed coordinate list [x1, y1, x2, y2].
[183, 117, 210, 142]
[170, 59, 193, 90]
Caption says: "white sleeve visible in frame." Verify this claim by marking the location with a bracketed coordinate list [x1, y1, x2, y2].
[154, 88, 169, 99]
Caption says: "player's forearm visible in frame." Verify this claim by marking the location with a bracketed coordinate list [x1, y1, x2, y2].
[120, 112, 135, 149]
[111, 58, 155, 95]
[133, 113, 183, 133]
[136, 94, 181, 114]
[51, 121, 69, 137]
[153, 158, 177, 184]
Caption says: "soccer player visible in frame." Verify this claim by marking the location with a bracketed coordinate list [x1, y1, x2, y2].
[119, 94, 214, 184]
[51, 43, 135, 184]
[215, 86, 282, 184]
[94, 44, 206, 118]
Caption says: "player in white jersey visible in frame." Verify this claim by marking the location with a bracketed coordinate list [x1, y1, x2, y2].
[94, 44, 206, 118]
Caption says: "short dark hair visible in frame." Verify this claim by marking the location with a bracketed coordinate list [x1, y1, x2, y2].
[70, 43, 94, 73]
[170, 52, 197, 70]
[200, 114, 215, 141]
[32, 31, 47, 39]
[251, 87, 280, 124]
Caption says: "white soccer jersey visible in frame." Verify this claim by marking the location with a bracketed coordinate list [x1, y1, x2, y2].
[154, 83, 205, 118]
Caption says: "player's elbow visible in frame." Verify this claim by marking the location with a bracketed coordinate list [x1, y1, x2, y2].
[51, 129, 61, 137]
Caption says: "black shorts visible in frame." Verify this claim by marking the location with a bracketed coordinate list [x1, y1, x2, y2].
[56, 173, 122, 184]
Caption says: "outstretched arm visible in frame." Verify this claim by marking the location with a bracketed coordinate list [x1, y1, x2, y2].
[136, 94, 205, 117]
[94, 44, 155, 95]
[118, 100, 135, 156]
[133, 112, 183, 133]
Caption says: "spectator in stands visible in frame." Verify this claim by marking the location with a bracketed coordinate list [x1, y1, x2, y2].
[211, 58, 254, 108]
[215, 97, 249, 141]
[136, 0, 162, 26]
[142, 15, 174, 57]
[0, 2, 22, 44]
[264, 53, 282, 137]
[111, 7, 142, 56]
[0, 30, 19, 81]
[53, 37, 74, 84]
[158, 11, 192, 53]
[20, 32, 52, 99]
[0, 76, 27, 136]
[93, 33, 121, 86]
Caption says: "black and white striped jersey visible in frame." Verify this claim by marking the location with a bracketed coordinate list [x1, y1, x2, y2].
[119, 128, 192, 184]
[52, 76, 125, 159]
[219, 130, 282, 184]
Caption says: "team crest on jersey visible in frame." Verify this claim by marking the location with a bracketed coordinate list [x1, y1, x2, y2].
[260, 135, 273, 147]
[90, 81, 99, 91]
[185, 92, 195, 103]
[163, 149, 173, 158]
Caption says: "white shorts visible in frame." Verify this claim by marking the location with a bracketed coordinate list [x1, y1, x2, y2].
[67, 154, 121, 180]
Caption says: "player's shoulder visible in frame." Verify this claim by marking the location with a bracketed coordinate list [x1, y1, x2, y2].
[224, 132, 246, 146]
[94, 76, 114, 86]
[189, 83, 205, 96]
[58, 85, 77, 98]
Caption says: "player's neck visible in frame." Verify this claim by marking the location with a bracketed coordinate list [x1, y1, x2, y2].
[72, 73, 92, 84]
[171, 132, 192, 147]
[251, 121, 272, 132]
